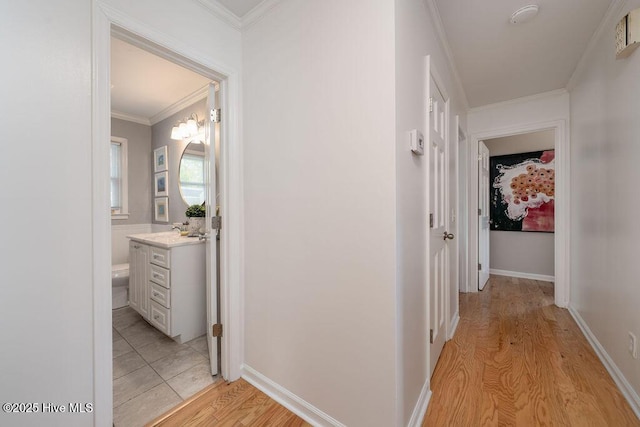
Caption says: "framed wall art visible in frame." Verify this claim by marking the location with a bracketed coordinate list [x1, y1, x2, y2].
[154, 146, 168, 173]
[490, 150, 555, 232]
[154, 197, 169, 222]
[155, 171, 168, 197]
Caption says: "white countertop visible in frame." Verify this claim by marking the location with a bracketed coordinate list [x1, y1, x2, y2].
[127, 232, 205, 249]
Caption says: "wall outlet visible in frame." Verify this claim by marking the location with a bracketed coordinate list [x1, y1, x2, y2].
[629, 332, 638, 359]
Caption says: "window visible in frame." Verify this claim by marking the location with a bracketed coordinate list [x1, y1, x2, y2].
[110, 136, 129, 219]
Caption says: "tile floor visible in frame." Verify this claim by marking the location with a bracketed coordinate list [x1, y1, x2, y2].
[112, 306, 219, 427]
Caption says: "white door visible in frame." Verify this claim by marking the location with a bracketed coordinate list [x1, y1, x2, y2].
[478, 141, 490, 290]
[204, 83, 219, 376]
[428, 75, 451, 376]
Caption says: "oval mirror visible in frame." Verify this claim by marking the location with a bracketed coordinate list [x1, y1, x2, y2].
[179, 141, 205, 206]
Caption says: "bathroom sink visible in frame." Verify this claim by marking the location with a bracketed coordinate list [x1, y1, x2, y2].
[126, 231, 204, 248]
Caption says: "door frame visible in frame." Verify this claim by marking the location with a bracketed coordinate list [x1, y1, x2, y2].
[465, 119, 570, 307]
[91, 4, 243, 425]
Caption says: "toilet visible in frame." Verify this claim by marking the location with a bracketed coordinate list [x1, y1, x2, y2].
[112, 263, 130, 309]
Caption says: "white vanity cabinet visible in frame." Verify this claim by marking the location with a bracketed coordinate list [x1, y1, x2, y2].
[127, 233, 206, 344]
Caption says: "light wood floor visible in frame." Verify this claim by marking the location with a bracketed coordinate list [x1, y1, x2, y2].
[424, 275, 640, 426]
[146, 378, 311, 427]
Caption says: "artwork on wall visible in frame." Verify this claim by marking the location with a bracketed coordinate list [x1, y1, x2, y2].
[155, 171, 168, 197]
[154, 146, 168, 173]
[154, 197, 169, 222]
[490, 150, 555, 232]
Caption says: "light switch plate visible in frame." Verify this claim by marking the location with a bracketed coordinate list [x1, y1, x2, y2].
[410, 129, 424, 155]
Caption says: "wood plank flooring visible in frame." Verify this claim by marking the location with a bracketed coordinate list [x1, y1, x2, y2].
[423, 275, 640, 426]
[146, 378, 311, 427]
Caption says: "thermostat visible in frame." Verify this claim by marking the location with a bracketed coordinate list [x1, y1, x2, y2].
[410, 129, 424, 155]
[616, 8, 640, 59]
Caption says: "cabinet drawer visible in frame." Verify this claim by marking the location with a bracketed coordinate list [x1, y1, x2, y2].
[150, 282, 170, 308]
[149, 301, 170, 335]
[149, 264, 171, 288]
[149, 246, 171, 268]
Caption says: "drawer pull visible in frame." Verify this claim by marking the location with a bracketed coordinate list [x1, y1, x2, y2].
[153, 254, 162, 259]
[154, 314, 160, 320]
[153, 273, 162, 279]
[153, 292, 160, 297]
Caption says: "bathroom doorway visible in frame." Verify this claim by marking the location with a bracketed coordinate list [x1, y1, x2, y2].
[108, 30, 224, 426]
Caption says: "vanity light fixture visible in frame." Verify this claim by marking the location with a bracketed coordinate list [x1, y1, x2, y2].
[170, 113, 204, 141]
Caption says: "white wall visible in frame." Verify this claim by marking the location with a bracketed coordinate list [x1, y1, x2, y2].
[569, 0, 640, 410]
[0, 2, 94, 426]
[242, 0, 398, 425]
[484, 131, 555, 278]
[111, 224, 152, 265]
[467, 90, 570, 295]
[394, 0, 467, 424]
[0, 1, 241, 425]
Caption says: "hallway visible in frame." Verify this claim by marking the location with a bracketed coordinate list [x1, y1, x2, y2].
[423, 275, 639, 426]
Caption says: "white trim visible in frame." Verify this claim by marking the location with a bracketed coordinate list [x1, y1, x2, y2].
[111, 110, 151, 125]
[568, 307, 640, 419]
[448, 310, 460, 340]
[242, 365, 346, 427]
[424, 0, 470, 110]
[467, 119, 570, 308]
[110, 213, 130, 220]
[149, 85, 208, 125]
[567, 0, 626, 91]
[489, 269, 555, 283]
[242, 0, 285, 29]
[195, 0, 242, 29]
[92, 6, 113, 426]
[407, 378, 432, 427]
[468, 89, 568, 114]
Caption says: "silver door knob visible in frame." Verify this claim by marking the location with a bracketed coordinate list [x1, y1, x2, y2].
[443, 232, 455, 241]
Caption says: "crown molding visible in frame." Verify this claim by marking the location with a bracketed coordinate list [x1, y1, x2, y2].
[468, 88, 569, 114]
[111, 86, 208, 127]
[424, 0, 470, 111]
[194, 0, 284, 30]
[566, 0, 626, 92]
[149, 85, 209, 125]
[111, 110, 151, 125]
[195, 0, 242, 29]
[242, 0, 284, 29]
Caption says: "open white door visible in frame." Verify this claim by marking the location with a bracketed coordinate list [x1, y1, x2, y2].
[478, 141, 490, 290]
[204, 83, 219, 376]
[428, 73, 451, 377]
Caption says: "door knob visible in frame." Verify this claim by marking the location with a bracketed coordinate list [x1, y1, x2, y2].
[443, 231, 455, 241]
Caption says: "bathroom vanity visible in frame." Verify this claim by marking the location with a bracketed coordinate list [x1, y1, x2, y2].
[127, 232, 206, 343]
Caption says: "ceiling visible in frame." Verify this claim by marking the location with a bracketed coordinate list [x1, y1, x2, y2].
[112, 0, 614, 118]
[433, 0, 613, 107]
[110, 37, 211, 123]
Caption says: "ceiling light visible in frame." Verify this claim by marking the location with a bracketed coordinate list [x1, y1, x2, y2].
[510, 5, 539, 24]
[170, 113, 204, 141]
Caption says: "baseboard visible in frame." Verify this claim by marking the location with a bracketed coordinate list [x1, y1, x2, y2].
[489, 269, 554, 282]
[568, 306, 640, 419]
[241, 365, 346, 427]
[407, 377, 432, 427]
[448, 311, 460, 340]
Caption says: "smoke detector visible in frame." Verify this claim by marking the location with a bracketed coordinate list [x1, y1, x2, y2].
[510, 5, 539, 24]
